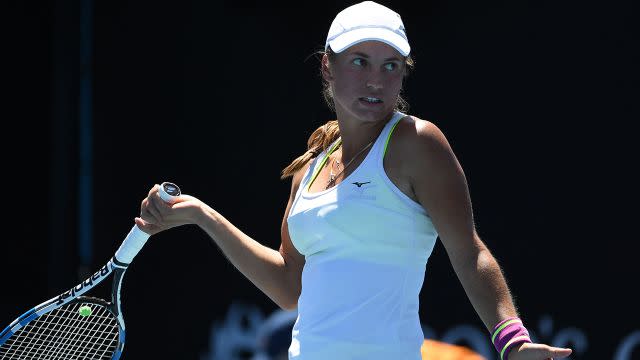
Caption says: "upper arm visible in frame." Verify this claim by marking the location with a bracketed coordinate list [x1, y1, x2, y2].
[405, 119, 485, 263]
[279, 164, 308, 282]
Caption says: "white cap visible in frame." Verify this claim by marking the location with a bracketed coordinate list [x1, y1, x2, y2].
[325, 1, 410, 56]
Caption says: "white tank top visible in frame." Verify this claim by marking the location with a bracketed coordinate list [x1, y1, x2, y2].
[286, 112, 439, 360]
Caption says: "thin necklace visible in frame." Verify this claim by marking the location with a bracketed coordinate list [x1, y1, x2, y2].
[326, 139, 373, 189]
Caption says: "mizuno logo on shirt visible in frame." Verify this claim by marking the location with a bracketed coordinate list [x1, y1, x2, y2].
[352, 181, 371, 188]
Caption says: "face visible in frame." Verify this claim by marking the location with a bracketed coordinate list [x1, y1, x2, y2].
[323, 41, 406, 123]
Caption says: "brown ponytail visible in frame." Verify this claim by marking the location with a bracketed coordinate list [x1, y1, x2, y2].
[280, 120, 340, 179]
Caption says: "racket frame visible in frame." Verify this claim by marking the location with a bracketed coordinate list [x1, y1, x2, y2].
[0, 182, 180, 359]
[0, 259, 129, 359]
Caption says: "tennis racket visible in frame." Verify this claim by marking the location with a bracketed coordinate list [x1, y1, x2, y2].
[0, 182, 181, 359]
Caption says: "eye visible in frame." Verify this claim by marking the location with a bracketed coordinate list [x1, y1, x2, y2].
[384, 63, 397, 71]
[352, 58, 366, 66]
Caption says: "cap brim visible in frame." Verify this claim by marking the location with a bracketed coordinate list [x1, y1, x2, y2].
[327, 27, 410, 56]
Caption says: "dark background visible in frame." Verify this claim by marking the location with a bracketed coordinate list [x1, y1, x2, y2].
[4, 0, 638, 359]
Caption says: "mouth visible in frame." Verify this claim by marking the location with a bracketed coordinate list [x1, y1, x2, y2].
[359, 97, 383, 104]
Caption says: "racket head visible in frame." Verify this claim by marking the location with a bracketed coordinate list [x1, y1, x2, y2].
[0, 296, 125, 360]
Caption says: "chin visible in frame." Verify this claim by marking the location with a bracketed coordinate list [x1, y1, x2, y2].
[353, 105, 394, 123]
[334, 100, 394, 124]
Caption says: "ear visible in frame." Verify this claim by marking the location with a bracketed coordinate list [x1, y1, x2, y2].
[321, 54, 333, 82]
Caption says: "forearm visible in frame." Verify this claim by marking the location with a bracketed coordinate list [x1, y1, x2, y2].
[451, 243, 519, 332]
[194, 203, 300, 309]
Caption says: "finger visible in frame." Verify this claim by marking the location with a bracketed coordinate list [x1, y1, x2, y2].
[134, 217, 149, 228]
[153, 190, 175, 212]
[134, 217, 161, 236]
[147, 197, 164, 223]
[140, 197, 162, 225]
[514, 343, 572, 360]
[547, 347, 572, 358]
[148, 184, 160, 197]
[527, 344, 573, 359]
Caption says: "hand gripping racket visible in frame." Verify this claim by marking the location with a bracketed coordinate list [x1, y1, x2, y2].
[0, 182, 181, 360]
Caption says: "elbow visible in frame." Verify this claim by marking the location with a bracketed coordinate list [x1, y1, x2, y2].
[280, 301, 298, 311]
[280, 286, 301, 310]
[278, 261, 302, 311]
[451, 246, 498, 277]
[477, 247, 500, 271]
[270, 276, 300, 311]
[274, 292, 299, 311]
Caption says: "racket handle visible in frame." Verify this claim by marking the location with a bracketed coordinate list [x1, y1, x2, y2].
[114, 182, 181, 264]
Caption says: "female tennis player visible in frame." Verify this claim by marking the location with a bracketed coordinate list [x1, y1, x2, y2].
[135, 2, 574, 359]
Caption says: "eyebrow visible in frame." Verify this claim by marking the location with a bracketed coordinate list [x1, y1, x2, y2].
[350, 51, 403, 62]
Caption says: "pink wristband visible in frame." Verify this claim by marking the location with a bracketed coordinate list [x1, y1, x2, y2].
[491, 318, 532, 360]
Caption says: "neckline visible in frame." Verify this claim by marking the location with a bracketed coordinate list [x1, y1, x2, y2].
[302, 142, 373, 197]
[302, 138, 346, 196]
[302, 112, 401, 197]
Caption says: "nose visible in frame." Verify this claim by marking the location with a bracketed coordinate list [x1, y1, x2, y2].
[366, 70, 384, 91]
[366, 79, 383, 90]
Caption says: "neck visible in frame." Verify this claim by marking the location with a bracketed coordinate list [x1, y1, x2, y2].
[334, 109, 395, 160]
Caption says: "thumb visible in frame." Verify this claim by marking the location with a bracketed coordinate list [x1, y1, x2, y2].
[546, 346, 573, 358]
[515, 343, 573, 359]
[134, 217, 163, 236]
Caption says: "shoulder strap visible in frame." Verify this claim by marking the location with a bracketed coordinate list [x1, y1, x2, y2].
[306, 138, 342, 191]
[383, 117, 403, 157]
[381, 112, 406, 157]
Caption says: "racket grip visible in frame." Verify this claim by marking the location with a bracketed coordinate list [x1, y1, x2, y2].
[114, 182, 181, 264]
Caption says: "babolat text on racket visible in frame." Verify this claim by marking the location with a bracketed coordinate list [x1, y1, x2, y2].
[0, 182, 181, 359]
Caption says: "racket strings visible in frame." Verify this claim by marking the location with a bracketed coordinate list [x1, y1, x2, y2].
[0, 302, 120, 360]
[1, 302, 118, 360]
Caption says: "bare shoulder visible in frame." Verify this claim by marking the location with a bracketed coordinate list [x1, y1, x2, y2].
[385, 115, 470, 220]
[392, 115, 455, 163]
[383, 115, 460, 203]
